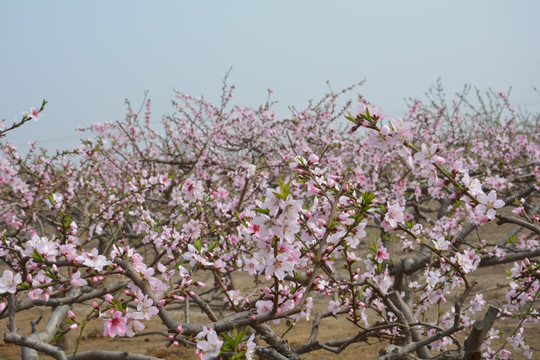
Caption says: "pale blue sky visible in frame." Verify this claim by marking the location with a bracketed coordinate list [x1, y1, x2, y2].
[1, 1, 539, 152]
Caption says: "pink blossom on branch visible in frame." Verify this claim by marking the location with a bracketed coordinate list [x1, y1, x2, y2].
[25, 107, 42, 121]
[381, 201, 405, 231]
[0, 270, 22, 294]
[103, 311, 127, 338]
[476, 189, 505, 220]
[196, 328, 223, 360]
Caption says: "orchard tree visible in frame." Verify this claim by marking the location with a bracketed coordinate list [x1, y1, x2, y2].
[0, 79, 538, 360]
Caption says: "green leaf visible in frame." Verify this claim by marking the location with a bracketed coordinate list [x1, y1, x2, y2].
[54, 327, 66, 341]
[362, 191, 376, 204]
[273, 191, 285, 200]
[17, 282, 30, 290]
[278, 175, 291, 200]
[194, 238, 204, 251]
[345, 113, 356, 123]
[222, 333, 235, 343]
[32, 248, 46, 262]
[253, 207, 270, 216]
[363, 107, 371, 121]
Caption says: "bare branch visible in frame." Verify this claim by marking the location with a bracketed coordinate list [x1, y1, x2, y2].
[253, 322, 300, 360]
[480, 249, 540, 267]
[463, 306, 500, 360]
[4, 332, 67, 360]
[496, 214, 540, 235]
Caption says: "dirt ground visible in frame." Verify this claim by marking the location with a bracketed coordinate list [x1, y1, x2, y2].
[0, 220, 538, 359]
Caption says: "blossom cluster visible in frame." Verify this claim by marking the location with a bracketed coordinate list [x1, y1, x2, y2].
[0, 83, 538, 360]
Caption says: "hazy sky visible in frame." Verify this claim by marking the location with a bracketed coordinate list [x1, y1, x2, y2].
[1, 1, 539, 153]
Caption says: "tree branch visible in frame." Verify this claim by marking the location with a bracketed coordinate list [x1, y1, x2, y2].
[462, 306, 499, 360]
[496, 215, 540, 235]
[4, 332, 67, 360]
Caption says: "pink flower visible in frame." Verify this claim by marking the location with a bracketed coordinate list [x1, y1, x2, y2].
[182, 178, 204, 202]
[251, 215, 276, 240]
[244, 334, 256, 360]
[261, 188, 282, 216]
[51, 193, 63, 208]
[59, 244, 78, 262]
[381, 201, 405, 231]
[265, 252, 294, 280]
[255, 300, 274, 316]
[27, 107, 41, 121]
[224, 289, 243, 306]
[461, 171, 483, 198]
[279, 198, 303, 222]
[375, 246, 389, 263]
[389, 117, 412, 141]
[28, 288, 42, 300]
[159, 174, 171, 187]
[24, 234, 59, 262]
[70, 271, 88, 287]
[348, 221, 367, 248]
[433, 237, 450, 251]
[307, 153, 319, 165]
[82, 248, 112, 271]
[0, 270, 22, 294]
[273, 219, 300, 243]
[328, 299, 341, 315]
[103, 311, 127, 338]
[469, 294, 486, 312]
[454, 249, 480, 274]
[379, 125, 391, 136]
[125, 312, 145, 337]
[137, 295, 159, 320]
[414, 143, 445, 166]
[499, 349, 511, 359]
[196, 328, 223, 360]
[476, 190, 504, 220]
[512, 206, 524, 215]
[352, 104, 387, 121]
